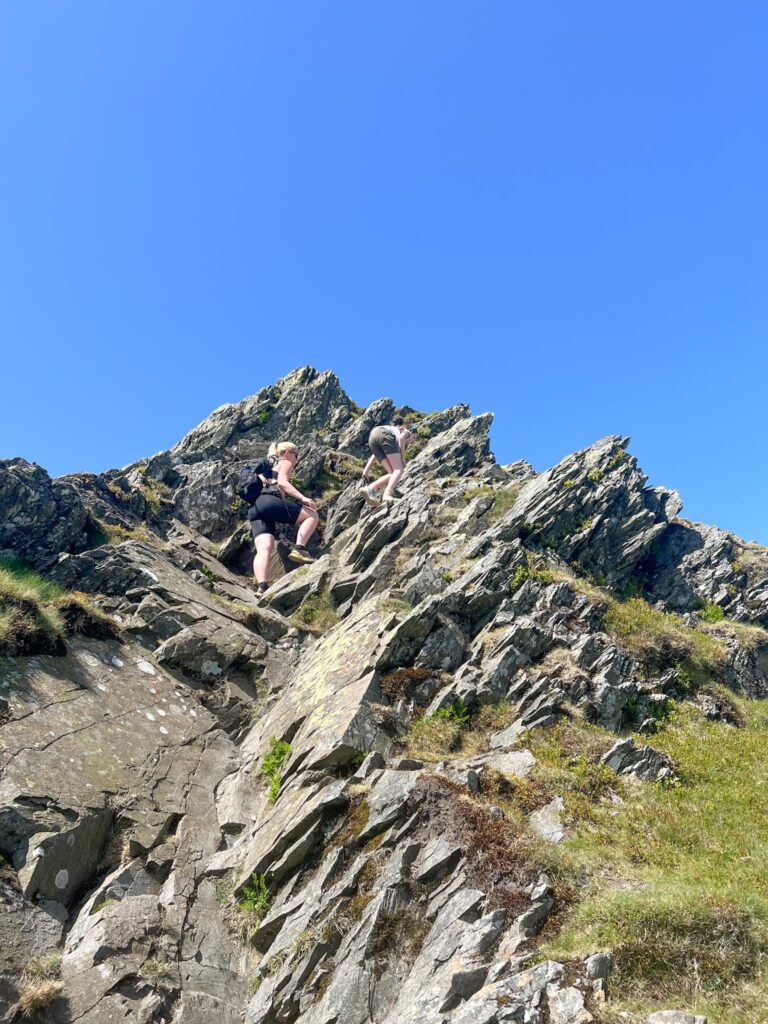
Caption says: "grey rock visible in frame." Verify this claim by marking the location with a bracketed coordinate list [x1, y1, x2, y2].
[359, 769, 420, 841]
[0, 458, 89, 570]
[412, 836, 462, 883]
[584, 951, 611, 980]
[602, 738, 676, 782]
[530, 797, 566, 843]
[547, 984, 593, 1023]
[470, 748, 537, 779]
[497, 435, 682, 589]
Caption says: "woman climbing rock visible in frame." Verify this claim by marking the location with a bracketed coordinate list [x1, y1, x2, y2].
[244, 441, 319, 597]
[359, 424, 418, 506]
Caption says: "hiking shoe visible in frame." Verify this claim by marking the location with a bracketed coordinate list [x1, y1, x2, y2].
[360, 484, 382, 508]
[382, 493, 399, 503]
[289, 545, 316, 565]
[254, 583, 269, 601]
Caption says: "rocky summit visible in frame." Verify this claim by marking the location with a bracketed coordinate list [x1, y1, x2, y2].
[1, 366, 767, 1024]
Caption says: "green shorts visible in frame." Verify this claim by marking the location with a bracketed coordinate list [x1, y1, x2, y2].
[369, 426, 400, 461]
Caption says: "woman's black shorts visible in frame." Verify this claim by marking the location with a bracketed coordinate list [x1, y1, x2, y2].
[249, 493, 302, 539]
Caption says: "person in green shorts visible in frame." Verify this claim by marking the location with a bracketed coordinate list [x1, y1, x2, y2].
[359, 424, 418, 506]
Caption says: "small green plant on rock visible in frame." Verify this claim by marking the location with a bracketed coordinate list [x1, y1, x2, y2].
[260, 737, 291, 804]
[140, 957, 170, 980]
[234, 872, 271, 944]
[240, 873, 270, 914]
[434, 699, 470, 725]
[508, 554, 554, 594]
[700, 602, 725, 623]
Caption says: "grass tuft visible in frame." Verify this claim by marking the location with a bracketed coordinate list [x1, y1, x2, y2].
[18, 979, 63, 1016]
[603, 596, 726, 681]
[0, 557, 118, 656]
[89, 518, 152, 547]
[289, 591, 339, 635]
[402, 713, 464, 761]
[509, 553, 554, 594]
[22, 955, 62, 982]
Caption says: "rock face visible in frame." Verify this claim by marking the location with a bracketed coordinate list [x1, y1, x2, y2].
[0, 459, 89, 570]
[0, 366, 766, 1024]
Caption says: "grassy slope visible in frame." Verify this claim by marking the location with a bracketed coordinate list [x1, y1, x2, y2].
[542, 700, 768, 1023]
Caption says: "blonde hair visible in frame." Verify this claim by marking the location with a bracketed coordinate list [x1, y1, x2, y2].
[267, 441, 299, 460]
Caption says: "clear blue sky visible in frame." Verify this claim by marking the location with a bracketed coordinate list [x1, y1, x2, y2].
[2, 3, 767, 542]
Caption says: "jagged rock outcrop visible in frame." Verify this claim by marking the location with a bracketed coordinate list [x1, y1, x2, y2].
[0, 459, 89, 570]
[0, 366, 765, 1024]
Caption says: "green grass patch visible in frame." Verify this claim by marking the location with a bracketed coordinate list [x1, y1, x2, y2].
[603, 596, 726, 682]
[0, 558, 118, 658]
[700, 602, 725, 623]
[401, 699, 522, 761]
[509, 553, 554, 594]
[402, 713, 464, 761]
[464, 484, 519, 520]
[541, 701, 768, 1023]
[88, 518, 152, 547]
[289, 590, 339, 635]
[0, 557, 65, 656]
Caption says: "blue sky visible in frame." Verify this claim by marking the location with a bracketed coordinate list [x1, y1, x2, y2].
[2, 3, 767, 541]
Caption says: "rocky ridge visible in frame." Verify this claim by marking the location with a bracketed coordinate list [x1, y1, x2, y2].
[1, 366, 766, 1024]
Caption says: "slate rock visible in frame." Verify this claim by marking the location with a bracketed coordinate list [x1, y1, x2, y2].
[602, 738, 676, 782]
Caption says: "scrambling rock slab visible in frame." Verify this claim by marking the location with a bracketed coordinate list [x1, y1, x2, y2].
[0, 639, 216, 906]
[243, 595, 395, 775]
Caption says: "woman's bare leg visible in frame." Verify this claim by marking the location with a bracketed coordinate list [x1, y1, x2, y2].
[296, 506, 319, 547]
[369, 456, 394, 492]
[253, 534, 275, 584]
[379, 454, 405, 498]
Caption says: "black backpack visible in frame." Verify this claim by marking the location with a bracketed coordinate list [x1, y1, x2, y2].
[237, 460, 274, 505]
